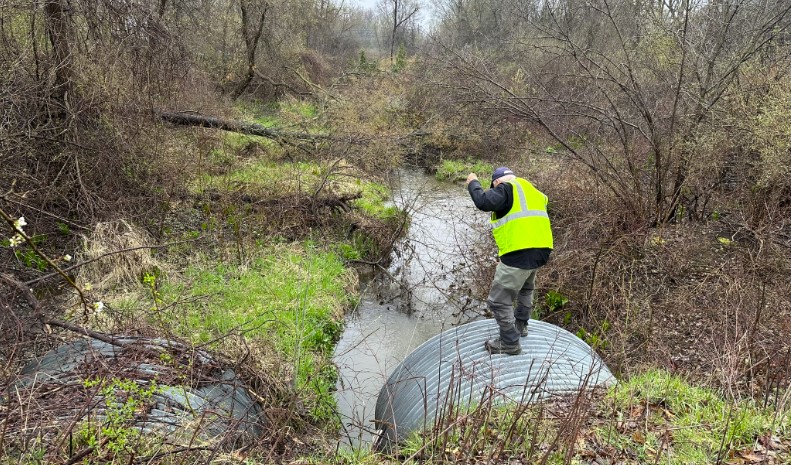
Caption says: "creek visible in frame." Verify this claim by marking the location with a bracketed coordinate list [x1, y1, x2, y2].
[332, 168, 490, 447]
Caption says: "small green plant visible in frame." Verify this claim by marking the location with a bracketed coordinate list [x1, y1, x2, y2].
[393, 43, 407, 72]
[576, 319, 610, 350]
[534, 289, 568, 320]
[338, 242, 361, 260]
[76, 377, 159, 458]
[544, 290, 568, 312]
[717, 236, 733, 246]
[15, 247, 48, 271]
[358, 50, 377, 72]
[567, 135, 586, 149]
[56, 221, 71, 235]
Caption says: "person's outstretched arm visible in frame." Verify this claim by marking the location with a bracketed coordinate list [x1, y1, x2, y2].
[466, 173, 508, 212]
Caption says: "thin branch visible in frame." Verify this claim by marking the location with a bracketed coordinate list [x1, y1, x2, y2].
[24, 239, 201, 286]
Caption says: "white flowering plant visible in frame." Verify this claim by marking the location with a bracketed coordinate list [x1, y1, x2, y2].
[1, 208, 97, 316]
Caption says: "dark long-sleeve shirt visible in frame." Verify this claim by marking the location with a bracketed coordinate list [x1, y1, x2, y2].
[468, 179, 551, 270]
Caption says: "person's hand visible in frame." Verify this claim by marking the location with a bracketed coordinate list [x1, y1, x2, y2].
[465, 173, 478, 186]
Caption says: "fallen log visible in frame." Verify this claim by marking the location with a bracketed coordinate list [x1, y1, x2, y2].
[159, 111, 357, 144]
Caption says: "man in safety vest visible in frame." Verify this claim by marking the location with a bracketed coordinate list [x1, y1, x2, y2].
[466, 167, 553, 355]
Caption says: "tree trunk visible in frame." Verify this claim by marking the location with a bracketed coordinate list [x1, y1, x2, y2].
[233, 0, 269, 100]
[43, 0, 73, 100]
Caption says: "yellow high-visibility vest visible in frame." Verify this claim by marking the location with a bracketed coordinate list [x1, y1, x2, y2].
[490, 177, 553, 255]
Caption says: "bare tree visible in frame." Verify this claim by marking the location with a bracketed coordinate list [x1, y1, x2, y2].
[379, 0, 420, 62]
[233, 0, 270, 99]
[43, 0, 73, 100]
[430, 0, 791, 226]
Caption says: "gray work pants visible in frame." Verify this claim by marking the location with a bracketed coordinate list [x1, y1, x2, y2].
[487, 261, 537, 344]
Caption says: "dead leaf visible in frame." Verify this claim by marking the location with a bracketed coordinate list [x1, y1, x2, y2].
[738, 450, 765, 463]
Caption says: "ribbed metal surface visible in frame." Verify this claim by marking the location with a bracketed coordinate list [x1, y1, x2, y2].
[9, 337, 265, 446]
[374, 319, 615, 446]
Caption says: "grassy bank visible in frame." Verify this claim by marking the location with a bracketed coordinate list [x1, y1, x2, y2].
[130, 100, 405, 423]
[0, 98, 409, 463]
[327, 369, 790, 465]
[156, 243, 357, 422]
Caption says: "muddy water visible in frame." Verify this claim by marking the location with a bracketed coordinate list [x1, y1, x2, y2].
[333, 168, 489, 446]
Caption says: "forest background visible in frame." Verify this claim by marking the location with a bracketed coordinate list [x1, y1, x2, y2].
[1, 0, 791, 463]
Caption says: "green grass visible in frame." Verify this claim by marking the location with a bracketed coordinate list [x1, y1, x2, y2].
[600, 369, 788, 465]
[191, 159, 327, 195]
[435, 159, 493, 182]
[197, 99, 323, 175]
[357, 369, 790, 465]
[158, 243, 357, 421]
[352, 181, 400, 220]
[236, 98, 319, 127]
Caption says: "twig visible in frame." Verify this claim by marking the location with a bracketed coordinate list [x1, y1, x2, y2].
[3, 194, 90, 231]
[42, 318, 124, 347]
[133, 446, 213, 463]
[0, 206, 90, 311]
[62, 436, 109, 465]
[254, 68, 313, 97]
[24, 238, 202, 286]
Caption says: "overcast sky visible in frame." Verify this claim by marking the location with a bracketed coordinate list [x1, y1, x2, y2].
[348, 0, 379, 10]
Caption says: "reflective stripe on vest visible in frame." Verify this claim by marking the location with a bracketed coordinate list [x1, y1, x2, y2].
[490, 178, 553, 255]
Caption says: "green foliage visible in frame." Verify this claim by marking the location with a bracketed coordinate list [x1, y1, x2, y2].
[397, 399, 574, 463]
[544, 290, 568, 312]
[393, 43, 407, 72]
[435, 159, 493, 182]
[358, 50, 378, 72]
[10, 234, 48, 270]
[235, 99, 281, 127]
[76, 378, 159, 458]
[534, 290, 568, 320]
[352, 181, 400, 221]
[337, 242, 361, 261]
[750, 85, 791, 189]
[331, 444, 381, 465]
[193, 160, 317, 195]
[576, 319, 610, 350]
[158, 243, 355, 421]
[14, 248, 48, 271]
[56, 222, 71, 235]
[292, 101, 318, 119]
[602, 370, 786, 465]
[637, 29, 681, 71]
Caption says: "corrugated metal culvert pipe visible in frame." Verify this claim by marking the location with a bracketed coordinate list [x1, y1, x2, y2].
[374, 318, 615, 448]
[6, 336, 266, 448]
